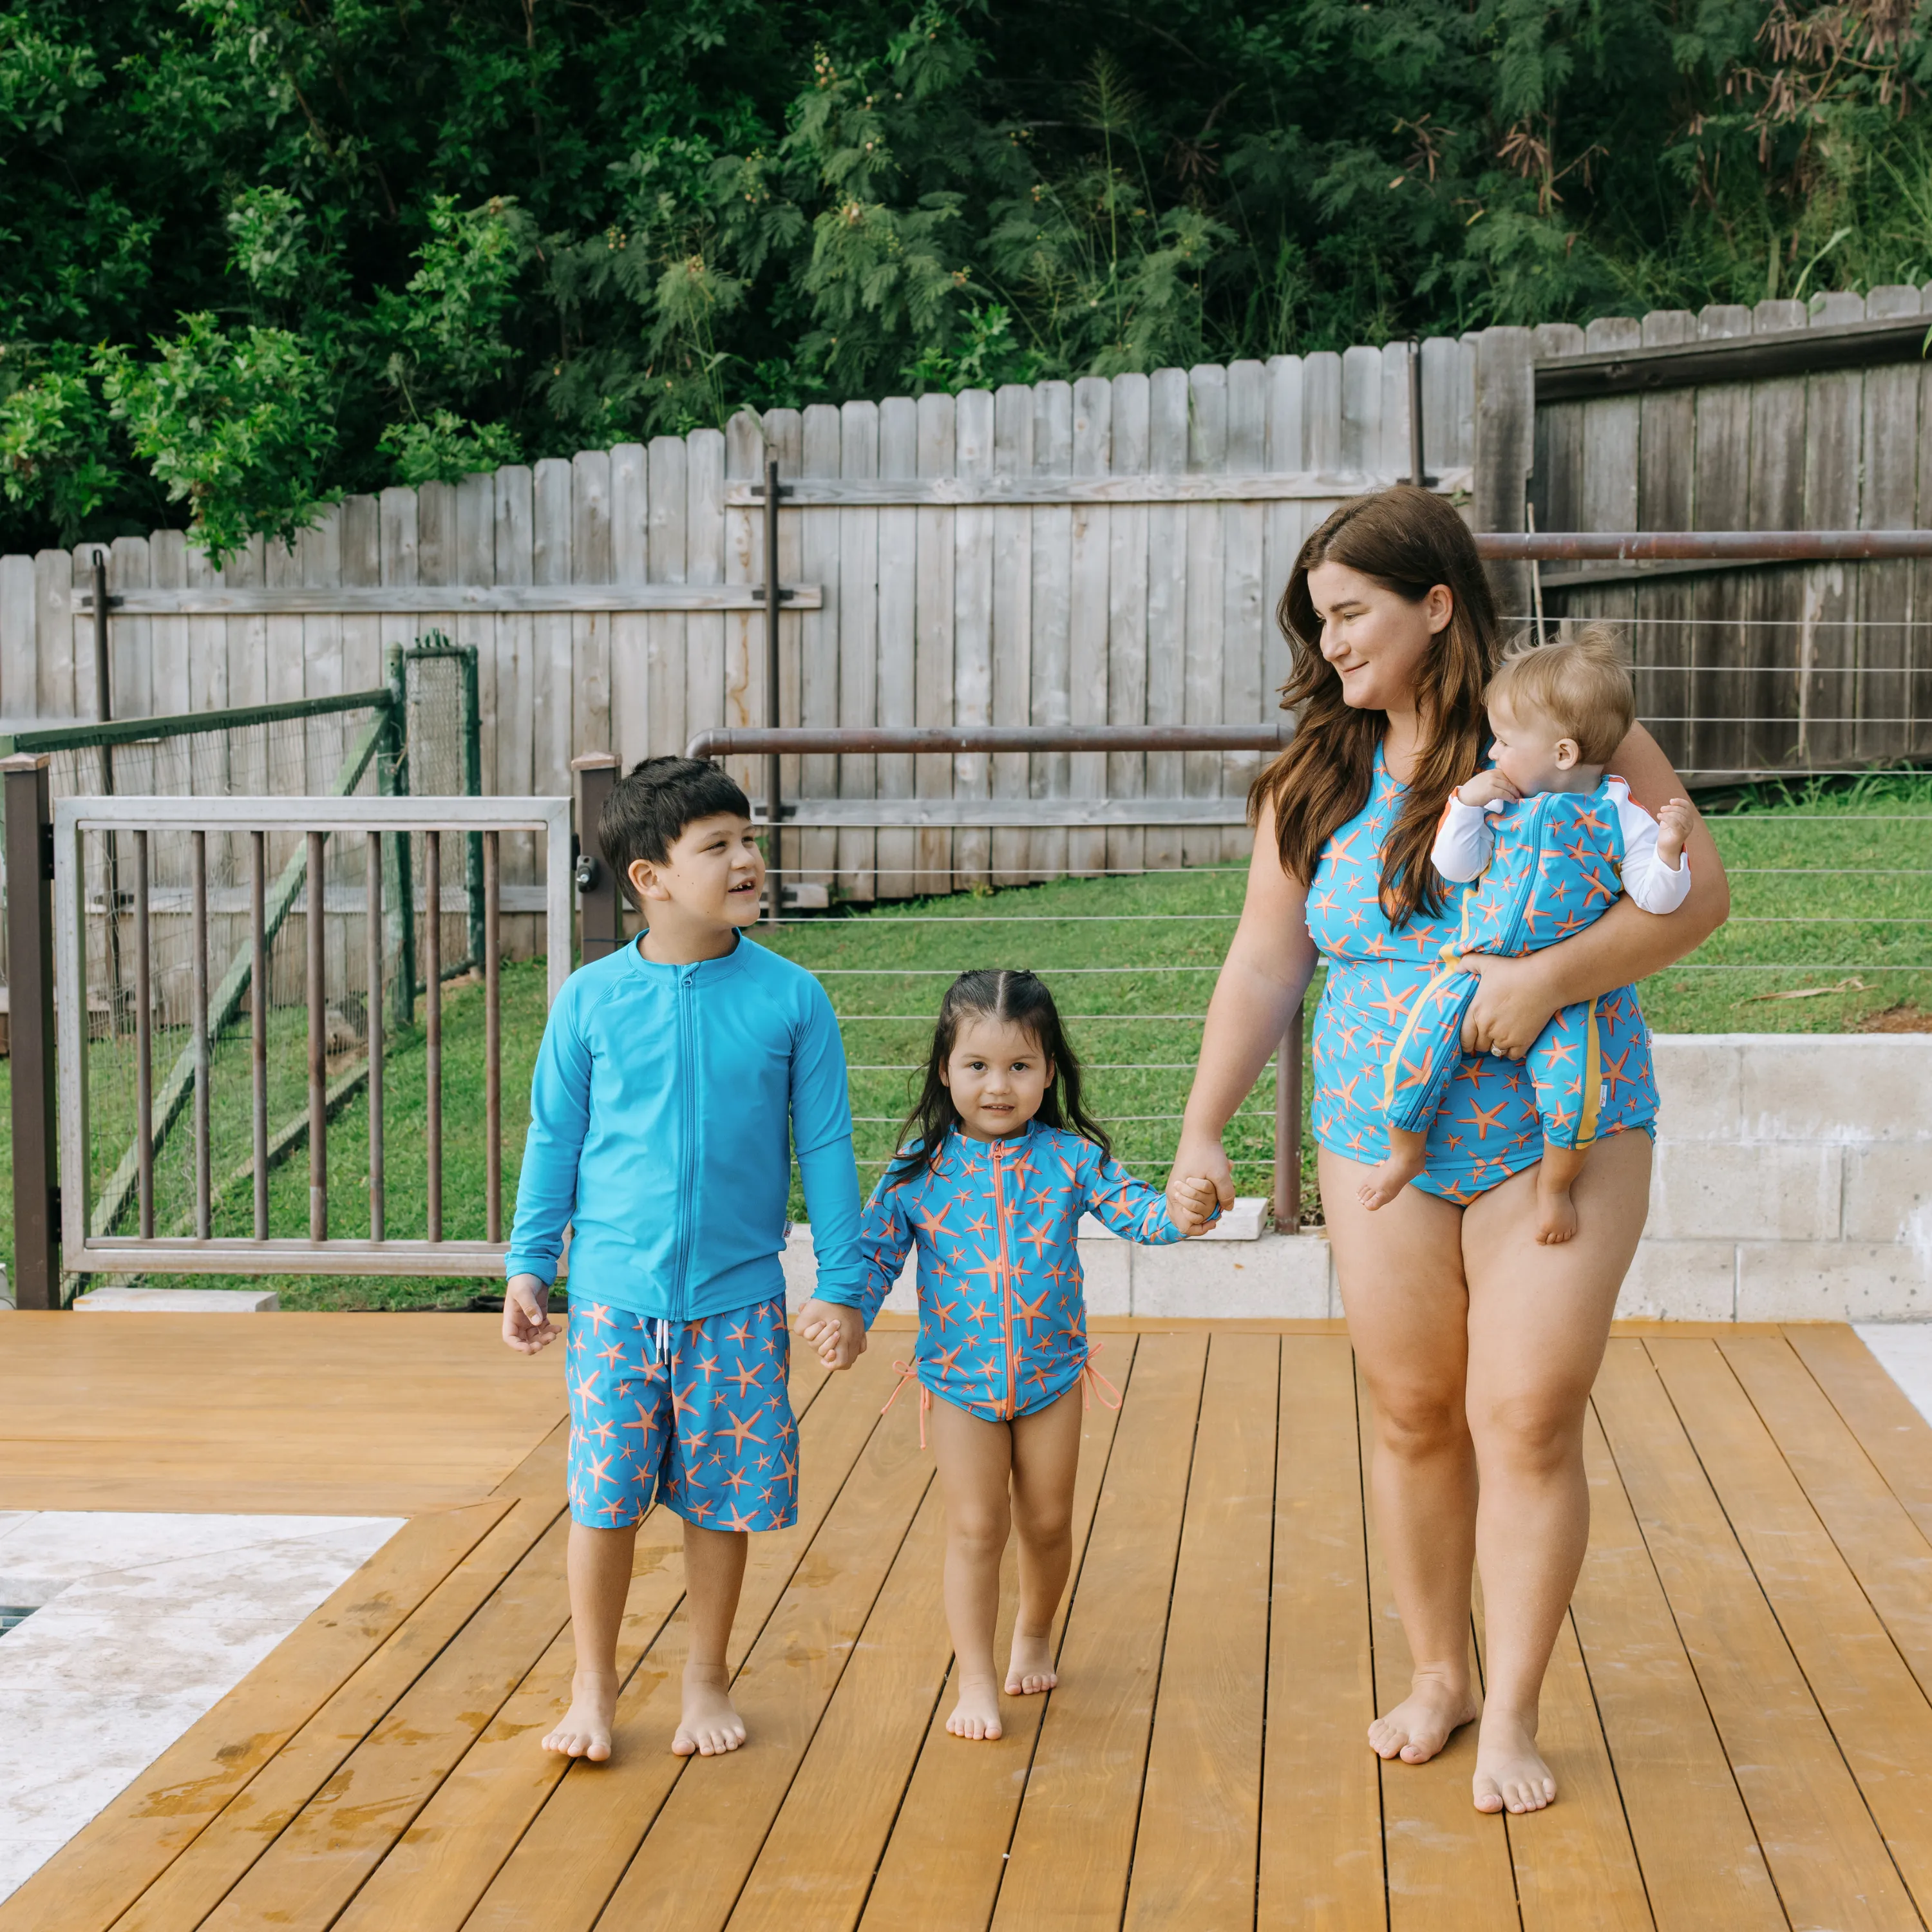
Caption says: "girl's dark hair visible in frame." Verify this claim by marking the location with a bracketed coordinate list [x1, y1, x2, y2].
[885, 970, 1108, 1187]
[1249, 484, 1501, 925]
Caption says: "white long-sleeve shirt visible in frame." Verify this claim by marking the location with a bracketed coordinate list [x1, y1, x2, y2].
[1432, 775, 1692, 916]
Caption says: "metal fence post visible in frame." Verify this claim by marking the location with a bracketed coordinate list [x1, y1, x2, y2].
[4, 755, 60, 1307]
[573, 753, 621, 965]
[1273, 1001, 1304, 1235]
[381, 649, 415, 1028]
[459, 644, 485, 974]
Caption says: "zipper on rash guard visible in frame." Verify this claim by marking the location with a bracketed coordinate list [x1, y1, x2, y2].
[992, 1139, 1018, 1420]
[674, 969, 698, 1323]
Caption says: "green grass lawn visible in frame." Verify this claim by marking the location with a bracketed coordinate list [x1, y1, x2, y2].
[3, 773, 1926, 1308]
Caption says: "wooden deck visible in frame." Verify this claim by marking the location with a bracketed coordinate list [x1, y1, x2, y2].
[5, 1315, 1932, 1931]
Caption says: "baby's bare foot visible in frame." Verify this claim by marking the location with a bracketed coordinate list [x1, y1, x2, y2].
[542, 1669, 618, 1762]
[1367, 1675, 1479, 1765]
[947, 1673, 1003, 1740]
[1535, 1188, 1579, 1245]
[672, 1665, 746, 1757]
[1005, 1628, 1058, 1696]
[1358, 1138, 1426, 1213]
[1473, 1710, 1556, 1814]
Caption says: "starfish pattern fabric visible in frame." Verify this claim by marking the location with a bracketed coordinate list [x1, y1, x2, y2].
[846, 1122, 1184, 1423]
[1306, 753, 1658, 1202]
[563, 1293, 799, 1531]
[1382, 783, 1636, 1151]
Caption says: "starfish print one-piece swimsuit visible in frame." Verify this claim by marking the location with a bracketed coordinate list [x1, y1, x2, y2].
[1305, 752, 1658, 1204]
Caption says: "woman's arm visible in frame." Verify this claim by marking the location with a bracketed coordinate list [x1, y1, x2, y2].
[1459, 723, 1730, 1058]
[1167, 799, 1321, 1217]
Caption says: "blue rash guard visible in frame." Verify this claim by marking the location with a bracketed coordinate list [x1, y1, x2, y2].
[504, 932, 864, 1320]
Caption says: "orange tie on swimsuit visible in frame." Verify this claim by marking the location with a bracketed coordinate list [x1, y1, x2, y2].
[880, 1360, 934, 1448]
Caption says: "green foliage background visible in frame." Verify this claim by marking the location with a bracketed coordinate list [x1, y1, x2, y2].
[3, 0, 1930, 561]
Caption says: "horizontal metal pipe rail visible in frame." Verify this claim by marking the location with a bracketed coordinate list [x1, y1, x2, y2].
[687, 724, 1289, 758]
[48, 793, 572, 1281]
[1476, 531, 1932, 561]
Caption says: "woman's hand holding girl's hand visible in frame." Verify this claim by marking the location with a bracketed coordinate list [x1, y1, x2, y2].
[1169, 1175, 1222, 1236]
[1455, 952, 1558, 1061]
[1455, 770, 1520, 808]
[795, 1297, 866, 1370]
[1166, 1133, 1233, 1235]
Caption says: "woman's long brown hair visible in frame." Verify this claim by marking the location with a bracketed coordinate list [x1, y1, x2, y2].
[1249, 485, 1500, 925]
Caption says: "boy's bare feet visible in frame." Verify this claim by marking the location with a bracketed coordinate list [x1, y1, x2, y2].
[543, 1669, 618, 1761]
[1535, 1184, 1579, 1244]
[673, 1663, 747, 1756]
[1472, 1710, 1557, 1814]
[1358, 1139, 1426, 1213]
[947, 1672, 1004, 1740]
[1005, 1627, 1058, 1696]
[1367, 1674, 1480, 1764]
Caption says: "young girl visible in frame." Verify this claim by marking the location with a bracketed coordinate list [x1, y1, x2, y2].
[799, 969, 1216, 1741]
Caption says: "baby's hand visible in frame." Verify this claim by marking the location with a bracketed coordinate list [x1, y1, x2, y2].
[1655, 797, 1698, 869]
[503, 1274, 558, 1354]
[795, 1297, 866, 1370]
[1456, 770, 1521, 808]
[1170, 1175, 1222, 1237]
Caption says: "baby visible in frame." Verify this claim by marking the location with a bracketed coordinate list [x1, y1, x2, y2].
[1359, 625, 1697, 1242]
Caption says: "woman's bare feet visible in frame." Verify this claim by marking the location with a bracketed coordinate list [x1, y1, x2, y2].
[1535, 1185, 1579, 1244]
[1472, 1710, 1556, 1814]
[1358, 1132, 1428, 1213]
[672, 1663, 746, 1757]
[542, 1669, 618, 1761]
[1367, 1674, 1480, 1765]
[1005, 1628, 1058, 1696]
[947, 1672, 1004, 1740]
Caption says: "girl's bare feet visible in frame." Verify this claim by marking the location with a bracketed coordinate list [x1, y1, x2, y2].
[672, 1663, 746, 1756]
[1472, 1710, 1556, 1813]
[947, 1672, 1004, 1740]
[1367, 1674, 1480, 1765]
[1005, 1628, 1058, 1696]
[543, 1669, 618, 1761]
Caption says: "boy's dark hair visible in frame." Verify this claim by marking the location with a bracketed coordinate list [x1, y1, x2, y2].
[886, 969, 1108, 1187]
[599, 757, 751, 907]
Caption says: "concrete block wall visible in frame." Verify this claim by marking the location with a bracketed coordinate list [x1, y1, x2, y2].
[782, 1036, 1932, 1323]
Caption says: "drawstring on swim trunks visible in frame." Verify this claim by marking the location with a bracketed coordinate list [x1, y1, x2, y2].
[881, 1361, 933, 1448]
[643, 1317, 674, 1365]
[1078, 1342, 1122, 1414]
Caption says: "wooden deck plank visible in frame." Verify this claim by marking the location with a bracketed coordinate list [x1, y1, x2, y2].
[853, 1341, 1134, 1932]
[1354, 1365, 1519, 1930]
[1593, 1338, 1922, 1931]
[990, 1331, 1208, 1932]
[1123, 1333, 1278, 1931]
[726, 1483, 952, 1932]
[597, 1389, 936, 1931]
[1651, 1337, 1932, 1921]
[1721, 1334, 1932, 1704]
[1569, 1405, 1784, 1932]
[1783, 1325, 1932, 1545]
[1256, 1334, 1383, 1932]
[1505, 1609, 1655, 1932]
[187, 1508, 575, 1932]
[462, 1347, 898, 1932]
[0, 1312, 566, 1515]
[0, 1501, 510, 1932]
[328, 1507, 690, 1932]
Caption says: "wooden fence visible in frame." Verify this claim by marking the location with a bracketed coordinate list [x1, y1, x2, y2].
[1, 290, 1929, 934]
[1519, 286, 1932, 777]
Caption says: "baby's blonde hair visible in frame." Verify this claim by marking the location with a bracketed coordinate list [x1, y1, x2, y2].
[1486, 623, 1635, 766]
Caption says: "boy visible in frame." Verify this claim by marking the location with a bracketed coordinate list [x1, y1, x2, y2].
[502, 756, 865, 1761]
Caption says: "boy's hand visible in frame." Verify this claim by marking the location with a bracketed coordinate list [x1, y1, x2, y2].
[504, 1274, 559, 1354]
[1655, 797, 1697, 869]
[1456, 770, 1521, 808]
[1169, 1175, 1222, 1236]
[795, 1297, 866, 1370]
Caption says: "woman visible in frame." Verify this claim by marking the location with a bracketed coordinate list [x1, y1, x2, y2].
[1166, 487, 1727, 1817]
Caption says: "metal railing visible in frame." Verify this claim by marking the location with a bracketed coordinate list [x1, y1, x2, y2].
[3, 781, 571, 1297]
